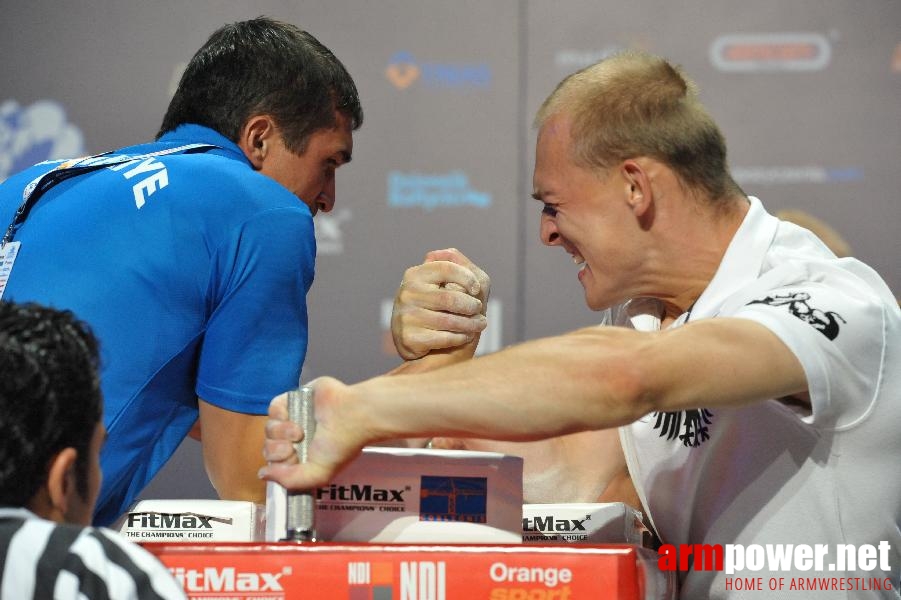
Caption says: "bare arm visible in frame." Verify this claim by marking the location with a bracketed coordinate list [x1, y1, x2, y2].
[366, 318, 807, 439]
[199, 399, 268, 504]
[378, 248, 489, 447]
[261, 317, 806, 491]
[385, 249, 629, 503]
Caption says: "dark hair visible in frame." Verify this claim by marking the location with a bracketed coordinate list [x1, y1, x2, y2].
[0, 301, 102, 506]
[158, 16, 363, 153]
[536, 50, 743, 203]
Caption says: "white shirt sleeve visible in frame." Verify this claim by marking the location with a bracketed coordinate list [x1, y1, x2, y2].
[729, 266, 888, 430]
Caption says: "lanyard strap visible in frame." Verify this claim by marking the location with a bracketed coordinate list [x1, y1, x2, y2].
[1, 143, 217, 246]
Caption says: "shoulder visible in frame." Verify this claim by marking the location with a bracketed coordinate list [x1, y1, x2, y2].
[121, 130, 296, 213]
[163, 151, 303, 214]
[0, 517, 184, 598]
[81, 526, 187, 598]
[726, 257, 897, 428]
[728, 256, 891, 349]
[737, 222, 896, 328]
[0, 160, 62, 196]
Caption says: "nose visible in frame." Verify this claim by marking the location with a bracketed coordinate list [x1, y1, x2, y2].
[317, 176, 336, 214]
[539, 212, 561, 246]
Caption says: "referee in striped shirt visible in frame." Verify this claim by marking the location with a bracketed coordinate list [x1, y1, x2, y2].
[0, 301, 185, 599]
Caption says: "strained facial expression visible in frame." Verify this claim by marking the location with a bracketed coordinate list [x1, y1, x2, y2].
[532, 114, 644, 310]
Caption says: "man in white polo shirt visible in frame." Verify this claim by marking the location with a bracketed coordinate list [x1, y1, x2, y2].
[262, 50, 900, 598]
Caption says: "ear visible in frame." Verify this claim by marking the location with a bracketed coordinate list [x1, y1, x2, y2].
[621, 159, 652, 218]
[236, 115, 278, 170]
[45, 447, 78, 521]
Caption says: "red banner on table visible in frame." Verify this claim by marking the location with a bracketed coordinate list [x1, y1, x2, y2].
[144, 542, 675, 599]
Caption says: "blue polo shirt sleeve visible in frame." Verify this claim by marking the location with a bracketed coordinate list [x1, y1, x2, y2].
[195, 205, 315, 414]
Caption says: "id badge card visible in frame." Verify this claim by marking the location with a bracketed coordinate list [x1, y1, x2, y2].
[0, 241, 21, 301]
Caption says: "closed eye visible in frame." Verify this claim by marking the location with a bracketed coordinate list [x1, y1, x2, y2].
[542, 203, 558, 217]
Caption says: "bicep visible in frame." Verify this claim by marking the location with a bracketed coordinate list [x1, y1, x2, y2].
[644, 318, 808, 413]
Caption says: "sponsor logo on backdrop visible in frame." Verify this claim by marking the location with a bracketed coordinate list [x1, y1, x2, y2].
[555, 45, 625, 72]
[314, 207, 351, 255]
[388, 170, 491, 211]
[732, 166, 863, 185]
[0, 99, 84, 183]
[710, 33, 832, 72]
[380, 298, 502, 357]
[658, 541, 894, 594]
[386, 51, 491, 90]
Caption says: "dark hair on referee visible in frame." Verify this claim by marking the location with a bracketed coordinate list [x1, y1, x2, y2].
[158, 15, 363, 154]
[0, 301, 103, 507]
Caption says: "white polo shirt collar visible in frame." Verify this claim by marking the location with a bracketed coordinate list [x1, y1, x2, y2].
[677, 196, 778, 324]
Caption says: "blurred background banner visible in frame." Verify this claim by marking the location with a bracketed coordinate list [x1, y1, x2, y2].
[2, 0, 898, 500]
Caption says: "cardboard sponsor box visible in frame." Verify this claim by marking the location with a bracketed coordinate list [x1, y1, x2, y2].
[117, 499, 265, 542]
[266, 446, 523, 542]
[521, 502, 648, 545]
[145, 541, 677, 600]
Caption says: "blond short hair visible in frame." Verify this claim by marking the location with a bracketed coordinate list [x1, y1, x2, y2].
[536, 50, 743, 202]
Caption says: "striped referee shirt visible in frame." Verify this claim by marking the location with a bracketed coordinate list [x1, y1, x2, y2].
[0, 508, 185, 599]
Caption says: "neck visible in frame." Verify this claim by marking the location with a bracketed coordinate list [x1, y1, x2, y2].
[26, 490, 61, 522]
[641, 193, 749, 318]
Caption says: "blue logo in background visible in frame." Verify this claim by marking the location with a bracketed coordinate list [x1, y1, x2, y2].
[420, 476, 487, 523]
[0, 100, 85, 183]
[386, 52, 491, 89]
[732, 166, 864, 185]
[825, 167, 863, 183]
[388, 170, 491, 211]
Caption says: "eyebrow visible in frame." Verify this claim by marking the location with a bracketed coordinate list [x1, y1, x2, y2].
[531, 190, 543, 201]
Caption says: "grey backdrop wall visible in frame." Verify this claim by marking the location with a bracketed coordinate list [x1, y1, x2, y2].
[2, 0, 898, 503]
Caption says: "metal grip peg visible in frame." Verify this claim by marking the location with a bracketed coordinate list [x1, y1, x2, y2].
[282, 385, 318, 542]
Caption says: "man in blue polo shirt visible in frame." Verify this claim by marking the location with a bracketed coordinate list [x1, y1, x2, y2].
[0, 17, 362, 526]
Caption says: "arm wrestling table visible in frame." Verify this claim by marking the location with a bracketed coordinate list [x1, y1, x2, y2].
[142, 387, 676, 599]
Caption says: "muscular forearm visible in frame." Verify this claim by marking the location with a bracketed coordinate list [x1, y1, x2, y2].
[356, 327, 650, 444]
[379, 332, 481, 447]
[260, 318, 810, 493]
[353, 318, 807, 446]
[387, 339, 480, 376]
[207, 460, 267, 504]
[199, 400, 269, 504]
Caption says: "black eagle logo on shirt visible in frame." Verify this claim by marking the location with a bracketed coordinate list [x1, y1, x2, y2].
[652, 408, 715, 447]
